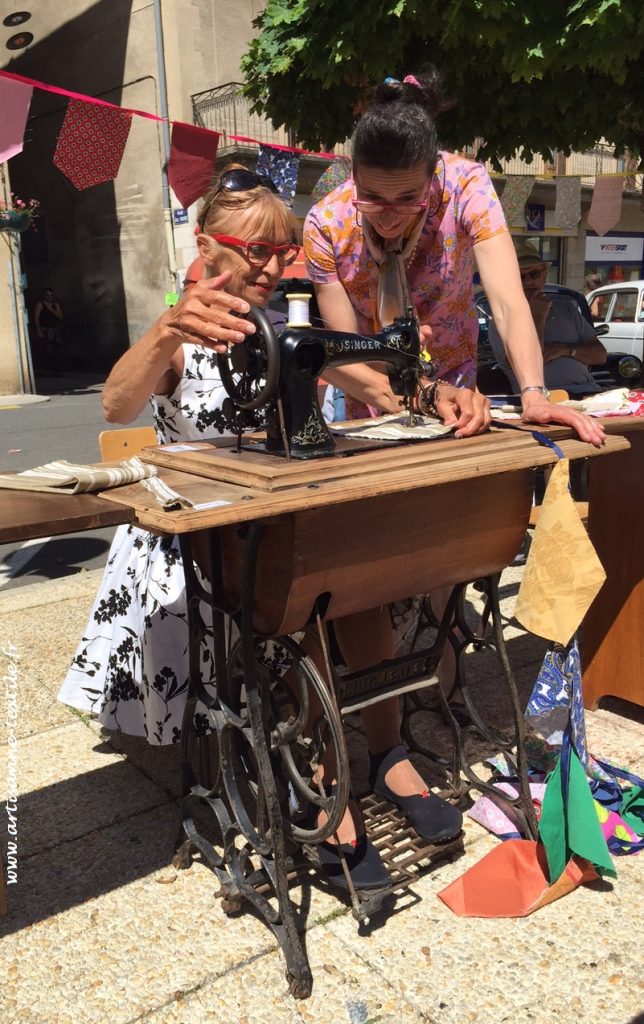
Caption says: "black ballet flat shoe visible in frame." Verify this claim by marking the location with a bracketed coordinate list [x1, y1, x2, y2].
[308, 784, 391, 892]
[317, 832, 391, 892]
[369, 744, 463, 844]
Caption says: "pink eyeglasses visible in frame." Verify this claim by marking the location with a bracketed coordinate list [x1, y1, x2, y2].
[351, 181, 430, 216]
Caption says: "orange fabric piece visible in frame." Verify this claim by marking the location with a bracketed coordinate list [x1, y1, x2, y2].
[437, 840, 597, 918]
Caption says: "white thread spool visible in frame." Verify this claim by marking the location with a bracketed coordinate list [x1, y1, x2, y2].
[286, 292, 311, 328]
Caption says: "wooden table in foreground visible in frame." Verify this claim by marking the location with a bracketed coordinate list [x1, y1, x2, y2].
[0, 488, 132, 545]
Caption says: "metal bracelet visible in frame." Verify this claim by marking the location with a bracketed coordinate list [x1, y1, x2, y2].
[417, 378, 450, 418]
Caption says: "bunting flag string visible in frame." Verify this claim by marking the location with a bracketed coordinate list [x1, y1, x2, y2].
[554, 177, 581, 233]
[586, 175, 624, 237]
[256, 144, 300, 206]
[500, 175, 535, 227]
[168, 122, 220, 209]
[0, 76, 33, 163]
[53, 99, 132, 190]
[0, 68, 338, 161]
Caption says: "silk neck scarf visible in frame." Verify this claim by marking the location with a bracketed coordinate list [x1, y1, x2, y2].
[362, 204, 429, 329]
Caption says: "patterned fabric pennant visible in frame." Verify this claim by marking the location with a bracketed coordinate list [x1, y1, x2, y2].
[53, 99, 132, 190]
[256, 145, 300, 206]
[500, 175, 535, 227]
[0, 76, 33, 163]
[586, 176, 623, 236]
[168, 122, 220, 209]
[554, 177, 581, 233]
[311, 156, 352, 203]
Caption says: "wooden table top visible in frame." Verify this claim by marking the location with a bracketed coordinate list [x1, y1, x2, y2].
[100, 420, 635, 535]
[0, 488, 132, 545]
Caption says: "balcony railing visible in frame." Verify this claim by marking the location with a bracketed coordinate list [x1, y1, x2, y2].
[192, 83, 350, 158]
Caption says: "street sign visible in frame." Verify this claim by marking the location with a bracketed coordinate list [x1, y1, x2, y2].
[172, 208, 189, 225]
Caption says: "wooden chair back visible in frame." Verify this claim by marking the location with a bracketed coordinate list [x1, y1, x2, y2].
[98, 426, 157, 462]
[549, 389, 569, 403]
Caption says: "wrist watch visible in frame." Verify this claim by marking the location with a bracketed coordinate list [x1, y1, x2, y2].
[569, 347, 578, 358]
[520, 385, 550, 399]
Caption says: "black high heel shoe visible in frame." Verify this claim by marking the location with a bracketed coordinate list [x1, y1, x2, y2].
[369, 745, 463, 843]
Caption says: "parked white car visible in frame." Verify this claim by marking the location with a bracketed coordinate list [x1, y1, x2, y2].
[585, 280, 644, 362]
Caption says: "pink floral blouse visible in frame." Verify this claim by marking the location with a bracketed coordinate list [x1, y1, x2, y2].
[304, 151, 508, 389]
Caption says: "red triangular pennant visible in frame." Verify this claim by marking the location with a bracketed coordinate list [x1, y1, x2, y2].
[0, 77, 33, 162]
[53, 98, 132, 190]
[168, 122, 220, 209]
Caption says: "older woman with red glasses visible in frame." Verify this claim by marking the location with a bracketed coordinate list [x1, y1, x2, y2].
[59, 164, 299, 746]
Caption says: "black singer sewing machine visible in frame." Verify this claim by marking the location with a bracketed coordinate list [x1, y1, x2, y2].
[217, 304, 434, 459]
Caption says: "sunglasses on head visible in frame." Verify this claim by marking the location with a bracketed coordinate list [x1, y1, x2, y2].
[197, 171, 281, 233]
[520, 266, 548, 282]
[209, 233, 300, 267]
[214, 169, 280, 197]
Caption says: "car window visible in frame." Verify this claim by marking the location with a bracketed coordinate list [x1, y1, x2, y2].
[591, 291, 614, 321]
[608, 290, 638, 323]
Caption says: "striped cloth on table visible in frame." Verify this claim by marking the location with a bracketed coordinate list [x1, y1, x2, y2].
[0, 457, 157, 494]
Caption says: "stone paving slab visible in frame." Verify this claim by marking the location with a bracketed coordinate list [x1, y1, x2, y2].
[144, 928, 437, 1024]
[4, 721, 169, 858]
[0, 634, 74, 740]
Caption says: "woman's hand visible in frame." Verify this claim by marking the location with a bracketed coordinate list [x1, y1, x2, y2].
[435, 385, 491, 437]
[520, 393, 606, 447]
[164, 272, 257, 353]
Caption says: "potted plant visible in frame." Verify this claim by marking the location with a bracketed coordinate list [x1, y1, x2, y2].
[0, 194, 40, 233]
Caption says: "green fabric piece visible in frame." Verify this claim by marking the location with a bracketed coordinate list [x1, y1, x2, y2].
[621, 786, 644, 836]
[539, 745, 616, 882]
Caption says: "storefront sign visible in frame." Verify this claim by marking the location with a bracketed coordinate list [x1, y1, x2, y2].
[585, 235, 644, 262]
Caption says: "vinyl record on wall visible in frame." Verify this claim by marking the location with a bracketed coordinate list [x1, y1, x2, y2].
[3, 12, 32, 27]
[6, 31, 33, 49]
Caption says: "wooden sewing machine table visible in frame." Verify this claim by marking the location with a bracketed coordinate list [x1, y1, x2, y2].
[97, 419, 637, 997]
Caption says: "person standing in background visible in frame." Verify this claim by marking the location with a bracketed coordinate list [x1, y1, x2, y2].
[33, 287, 64, 370]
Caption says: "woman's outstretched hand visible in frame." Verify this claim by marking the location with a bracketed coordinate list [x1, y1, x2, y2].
[520, 394, 606, 447]
[435, 385, 491, 437]
[165, 272, 257, 353]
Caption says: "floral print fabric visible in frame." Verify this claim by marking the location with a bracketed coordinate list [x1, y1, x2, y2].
[58, 344, 281, 745]
[303, 151, 508, 389]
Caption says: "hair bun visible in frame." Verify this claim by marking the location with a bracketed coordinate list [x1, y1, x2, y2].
[374, 67, 445, 120]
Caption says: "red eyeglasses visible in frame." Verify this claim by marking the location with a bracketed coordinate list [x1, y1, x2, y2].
[210, 234, 300, 267]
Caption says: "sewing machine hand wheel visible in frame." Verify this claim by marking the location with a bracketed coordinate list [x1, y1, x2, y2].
[217, 305, 280, 411]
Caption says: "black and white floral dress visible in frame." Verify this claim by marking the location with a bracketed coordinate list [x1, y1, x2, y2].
[58, 343, 266, 744]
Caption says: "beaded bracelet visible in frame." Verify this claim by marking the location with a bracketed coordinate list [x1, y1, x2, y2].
[417, 378, 450, 418]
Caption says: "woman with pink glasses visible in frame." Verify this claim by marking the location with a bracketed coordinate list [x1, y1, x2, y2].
[300, 68, 607, 871]
[303, 68, 605, 447]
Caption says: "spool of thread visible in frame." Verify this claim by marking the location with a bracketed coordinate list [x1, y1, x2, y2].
[286, 292, 311, 328]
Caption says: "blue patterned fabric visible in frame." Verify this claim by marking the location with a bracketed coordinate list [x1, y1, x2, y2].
[256, 145, 300, 206]
[524, 637, 612, 782]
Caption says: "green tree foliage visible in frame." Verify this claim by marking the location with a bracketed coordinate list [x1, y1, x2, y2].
[241, 0, 644, 165]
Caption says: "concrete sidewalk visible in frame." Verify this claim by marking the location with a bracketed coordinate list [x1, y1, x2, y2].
[1, 568, 642, 1024]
